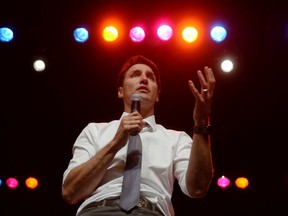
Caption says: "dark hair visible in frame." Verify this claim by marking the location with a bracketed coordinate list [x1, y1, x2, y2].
[117, 55, 161, 92]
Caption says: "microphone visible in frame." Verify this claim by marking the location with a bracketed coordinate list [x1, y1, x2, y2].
[130, 93, 142, 136]
[131, 93, 142, 113]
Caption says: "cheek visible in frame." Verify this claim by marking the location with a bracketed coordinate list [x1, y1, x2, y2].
[151, 86, 159, 101]
[123, 81, 135, 91]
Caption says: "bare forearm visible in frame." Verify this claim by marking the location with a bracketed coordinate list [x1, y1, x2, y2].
[62, 141, 120, 204]
[186, 134, 214, 198]
[186, 65, 215, 197]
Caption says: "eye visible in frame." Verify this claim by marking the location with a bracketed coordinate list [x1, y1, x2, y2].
[146, 72, 156, 81]
[130, 71, 141, 77]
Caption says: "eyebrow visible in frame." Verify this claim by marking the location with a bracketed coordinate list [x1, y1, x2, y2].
[128, 68, 154, 75]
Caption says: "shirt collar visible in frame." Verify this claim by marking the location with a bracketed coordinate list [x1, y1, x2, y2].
[121, 112, 157, 132]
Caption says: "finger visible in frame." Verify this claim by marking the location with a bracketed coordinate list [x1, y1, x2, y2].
[204, 67, 216, 89]
[197, 69, 208, 88]
[188, 80, 200, 97]
[205, 67, 215, 81]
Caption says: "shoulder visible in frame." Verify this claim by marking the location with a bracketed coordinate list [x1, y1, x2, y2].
[78, 120, 119, 139]
[156, 124, 189, 136]
[85, 120, 119, 130]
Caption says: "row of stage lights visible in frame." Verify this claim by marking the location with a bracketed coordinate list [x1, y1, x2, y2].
[0, 24, 227, 44]
[0, 175, 248, 191]
[0, 176, 39, 190]
[0, 22, 234, 73]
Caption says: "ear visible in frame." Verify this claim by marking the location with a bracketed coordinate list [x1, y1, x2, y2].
[155, 91, 160, 102]
[118, 87, 123, 99]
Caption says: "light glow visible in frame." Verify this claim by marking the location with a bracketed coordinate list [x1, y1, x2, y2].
[235, 177, 249, 189]
[129, 26, 145, 42]
[221, 59, 234, 73]
[182, 26, 198, 43]
[25, 177, 39, 189]
[157, 24, 173, 41]
[6, 177, 18, 189]
[0, 27, 14, 42]
[217, 175, 230, 189]
[210, 26, 227, 42]
[73, 27, 89, 43]
[33, 59, 46, 72]
[102, 26, 119, 42]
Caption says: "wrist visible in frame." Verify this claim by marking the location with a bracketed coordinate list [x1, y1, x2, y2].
[193, 125, 211, 136]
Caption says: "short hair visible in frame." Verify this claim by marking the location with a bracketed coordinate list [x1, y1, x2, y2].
[117, 55, 161, 92]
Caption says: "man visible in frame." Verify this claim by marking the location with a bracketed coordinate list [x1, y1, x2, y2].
[62, 55, 215, 216]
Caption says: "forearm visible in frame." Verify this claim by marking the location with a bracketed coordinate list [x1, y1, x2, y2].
[186, 133, 214, 198]
[62, 140, 120, 204]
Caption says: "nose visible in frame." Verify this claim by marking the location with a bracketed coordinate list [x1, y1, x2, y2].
[140, 73, 148, 84]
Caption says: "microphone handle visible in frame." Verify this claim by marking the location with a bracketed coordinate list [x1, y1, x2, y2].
[130, 100, 140, 136]
[131, 100, 140, 113]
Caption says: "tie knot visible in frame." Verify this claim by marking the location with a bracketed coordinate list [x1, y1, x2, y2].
[141, 122, 152, 132]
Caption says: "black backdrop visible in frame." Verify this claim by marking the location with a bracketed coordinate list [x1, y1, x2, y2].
[1, 0, 287, 215]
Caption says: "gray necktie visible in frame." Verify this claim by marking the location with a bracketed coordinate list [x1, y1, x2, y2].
[119, 134, 142, 211]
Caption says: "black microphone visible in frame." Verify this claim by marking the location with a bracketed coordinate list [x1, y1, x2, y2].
[130, 93, 142, 136]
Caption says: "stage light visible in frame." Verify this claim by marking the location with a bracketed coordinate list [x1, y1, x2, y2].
[217, 175, 231, 189]
[157, 24, 173, 41]
[73, 27, 89, 43]
[102, 25, 119, 42]
[129, 26, 145, 42]
[235, 177, 249, 189]
[33, 59, 46, 72]
[0, 178, 2, 187]
[25, 177, 39, 189]
[0, 27, 14, 42]
[6, 177, 18, 189]
[221, 59, 234, 73]
[182, 26, 198, 43]
[210, 26, 227, 42]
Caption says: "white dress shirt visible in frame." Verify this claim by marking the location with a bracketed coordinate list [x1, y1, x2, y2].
[63, 112, 193, 216]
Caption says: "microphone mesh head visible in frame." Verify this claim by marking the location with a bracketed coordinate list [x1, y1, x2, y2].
[131, 94, 142, 101]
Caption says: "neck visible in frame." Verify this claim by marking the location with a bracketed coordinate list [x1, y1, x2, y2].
[124, 105, 154, 119]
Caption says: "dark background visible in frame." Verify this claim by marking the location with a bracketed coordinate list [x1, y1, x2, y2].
[1, 0, 287, 215]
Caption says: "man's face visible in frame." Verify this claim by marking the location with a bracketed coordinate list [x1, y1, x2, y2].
[118, 63, 159, 106]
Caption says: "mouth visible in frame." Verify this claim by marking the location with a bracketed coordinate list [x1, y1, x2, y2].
[136, 86, 149, 93]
